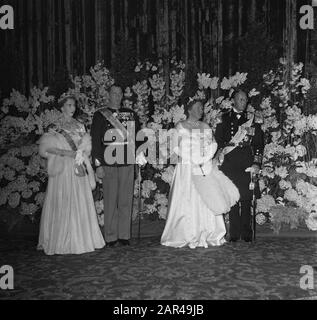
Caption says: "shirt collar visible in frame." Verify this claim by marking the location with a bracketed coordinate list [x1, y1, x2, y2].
[232, 107, 243, 114]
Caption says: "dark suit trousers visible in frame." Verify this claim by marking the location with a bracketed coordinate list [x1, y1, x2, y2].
[102, 165, 134, 242]
[229, 200, 252, 240]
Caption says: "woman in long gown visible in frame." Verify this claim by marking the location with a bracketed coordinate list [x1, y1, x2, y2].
[37, 94, 105, 255]
[161, 100, 240, 249]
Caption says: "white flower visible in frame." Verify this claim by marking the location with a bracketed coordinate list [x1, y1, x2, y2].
[279, 179, 292, 190]
[256, 194, 276, 213]
[305, 211, 317, 231]
[124, 87, 133, 98]
[210, 77, 219, 90]
[271, 131, 281, 143]
[260, 97, 271, 110]
[302, 182, 317, 199]
[21, 189, 33, 199]
[8, 192, 21, 208]
[197, 73, 211, 89]
[261, 166, 275, 179]
[215, 96, 224, 104]
[160, 166, 175, 185]
[220, 99, 233, 110]
[307, 115, 317, 131]
[95, 200, 104, 214]
[20, 202, 38, 216]
[284, 188, 299, 203]
[229, 72, 248, 87]
[0, 189, 8, 206]
[97, 213, 104, 227]
[295, 145, 306, 158]
[35, 192, 46, 205]
[220, 77, 231, 90]
[306, 165, 317, 178]
[297, 78, 311, 94]
[293, 118, 307, 135]
[144, 203, 157, 214]
[256, 213, 267, 225]
[141, 180, 157, 198]
[275, 166, 288, 179]
[170, 105, 186, 124]
[154, 192, 168, 207]
[248, 88, 260, 97]
[29, 181, 41, 192]
[279, 57, 287, 65]
[258, 179, 266, 192]
[3, 168, 16, 181]
[134, 63, 142, 72]
[284, 145, 297, 160]
[158, 205, 168, 220]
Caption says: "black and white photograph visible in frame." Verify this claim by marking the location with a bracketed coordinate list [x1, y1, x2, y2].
[0, 0, 317, 306]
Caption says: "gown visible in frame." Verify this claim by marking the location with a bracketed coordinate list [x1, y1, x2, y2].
[161, 123, 240, 249]
[37, 120, 105, 255]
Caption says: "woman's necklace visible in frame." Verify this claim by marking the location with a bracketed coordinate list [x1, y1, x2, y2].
[187, 119, 200, 128]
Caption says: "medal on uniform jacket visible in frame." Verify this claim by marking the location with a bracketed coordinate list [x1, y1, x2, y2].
[99, 108, 129, 141]
[222, 114, 255, 157]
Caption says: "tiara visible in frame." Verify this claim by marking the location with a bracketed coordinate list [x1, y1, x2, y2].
[58, 92, 75, 104]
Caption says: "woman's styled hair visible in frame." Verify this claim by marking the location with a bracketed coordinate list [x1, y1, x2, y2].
[57, 93, 77, 111]
[184, 97, 205, 117]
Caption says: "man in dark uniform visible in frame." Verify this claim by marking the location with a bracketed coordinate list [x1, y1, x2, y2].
[91, 85, 141, 247]
[215, 90, 264, 242]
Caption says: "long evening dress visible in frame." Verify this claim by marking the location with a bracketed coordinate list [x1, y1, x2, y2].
[37, 120, 105, 255]
[161, 123, 240, 249]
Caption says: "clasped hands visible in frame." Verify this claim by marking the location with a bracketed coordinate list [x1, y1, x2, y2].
[214, 147, 230, 166]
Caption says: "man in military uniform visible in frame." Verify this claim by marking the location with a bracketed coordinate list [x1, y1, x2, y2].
[91, 85, 141, 247]
[215, 90, 264, 242]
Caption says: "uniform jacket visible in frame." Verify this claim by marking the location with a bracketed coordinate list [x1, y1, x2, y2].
[91, 107, 141, 167]
[215, 109, 264, 200]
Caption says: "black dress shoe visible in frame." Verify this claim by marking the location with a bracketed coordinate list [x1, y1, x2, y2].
[243, 238, 252, 242]
[229, 238, 238, 242]
[118, 239, 130, 246]
[106, 240, 118, 247]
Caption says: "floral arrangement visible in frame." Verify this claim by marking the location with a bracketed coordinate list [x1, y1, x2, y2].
[255, 58, 317, 233]
[0, 87, 56, 219]
[1, 58, 316, 235]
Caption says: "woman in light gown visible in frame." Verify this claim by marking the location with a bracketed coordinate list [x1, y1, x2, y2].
[37, 94, 105, 255]
[161, 100, 240, 249]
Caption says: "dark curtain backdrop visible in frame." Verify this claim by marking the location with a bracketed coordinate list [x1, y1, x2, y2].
[0, 0, 313, 96]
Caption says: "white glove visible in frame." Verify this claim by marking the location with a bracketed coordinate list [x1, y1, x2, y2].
[136, 152, 147, 166]
[245, 165, 260, 175]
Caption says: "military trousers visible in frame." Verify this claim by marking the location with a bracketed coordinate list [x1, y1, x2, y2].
[101, 165, 135, 242]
